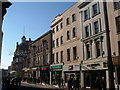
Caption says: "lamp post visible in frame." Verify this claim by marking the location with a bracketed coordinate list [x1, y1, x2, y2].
[103, 1, 115, 90]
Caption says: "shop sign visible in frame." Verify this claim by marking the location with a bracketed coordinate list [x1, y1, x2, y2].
[40, 66, 49, 71]
[51, 65, 62, 70]
[41, 67, 47, 70]
[69, 65, 73, 70]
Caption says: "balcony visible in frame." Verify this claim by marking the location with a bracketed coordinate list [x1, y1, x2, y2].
[112, 56, 120, 65]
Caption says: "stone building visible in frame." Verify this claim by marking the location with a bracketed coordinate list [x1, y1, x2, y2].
[50, 2, 82, 86]
[28, 30, 52, 84]
[0, 1, 11, 65]
[12, 36, 32, 77]
[78, 0, 117, 89]
[107, 1, 120, 89]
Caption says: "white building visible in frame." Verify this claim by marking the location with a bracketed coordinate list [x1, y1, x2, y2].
[78, 0, 110, 89]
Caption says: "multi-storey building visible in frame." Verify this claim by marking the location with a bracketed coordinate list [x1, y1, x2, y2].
[78, 0, 116, 89]
[0, 1, 11, 65]
[51, 2, 82, 86]
[12, 36, 32, 77]
[0, 1, 11, 89]
[29, 30, 52, 84]
[107, 1, 120, 89]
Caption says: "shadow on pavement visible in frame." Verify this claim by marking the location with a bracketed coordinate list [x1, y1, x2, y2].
[2, 85, 59, 90]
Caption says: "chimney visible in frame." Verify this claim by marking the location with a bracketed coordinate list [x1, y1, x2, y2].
[29, 38, 31, 41]
[16, 42, 19, 47]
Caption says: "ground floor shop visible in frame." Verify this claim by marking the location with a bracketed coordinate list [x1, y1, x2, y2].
[81, 60, 108, 89]
[50, 64, 63, 86]
[40, 66, 50, 84]
[63, 63, 80, 86]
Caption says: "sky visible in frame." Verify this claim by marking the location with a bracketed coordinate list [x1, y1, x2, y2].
[1, 2, 76, 69]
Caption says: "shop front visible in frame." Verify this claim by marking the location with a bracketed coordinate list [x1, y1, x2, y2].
[50, 64, 63, 86]
[40, 66, 50, 84]
[113, 56, 120, 89]
[81, 61, 108, 89]
[63, 63, 80, 86]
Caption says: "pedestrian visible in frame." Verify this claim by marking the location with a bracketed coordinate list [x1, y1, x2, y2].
[68, 76, 73, 90]
[101, 77, 106, 90]
[95, 77, 102, 90]
[75, 77, 80, 90]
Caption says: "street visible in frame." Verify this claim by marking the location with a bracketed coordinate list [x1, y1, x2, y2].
[2, 84, 59, 90]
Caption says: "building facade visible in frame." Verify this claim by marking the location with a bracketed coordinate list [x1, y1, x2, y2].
[51, 2, 82, 86]
[78, 0, 115, 89]
[12, 36, 32, 77]
[28, 30, 52, 84]
[107, 1, 120, 89]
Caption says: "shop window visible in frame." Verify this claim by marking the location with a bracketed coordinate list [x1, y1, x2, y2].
[114, 1, 120, 10]
[116, 16, 120, 33]
[67, 48, 70, 61]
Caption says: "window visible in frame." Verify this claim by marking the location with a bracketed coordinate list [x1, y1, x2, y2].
[61, 51, 63, 63]
[94, 21, 99, 34]
[67, 31, 70, 40]
[60, 36, 63, 45]
[66, 17, 70, 25]
[52, 54, 54, 64]
[56, 52, 59, 63]
[56, 25, 59, 31]
[67, 49, 70, 61]
[85, 26, 89, 37]
[73, 46, 77, 60]
[56, 38, 59, 47]
[92, 3, 99, 16]
[114, 2, 120, 10]
[60, 23, 63, 29]
[96, 41, 101, 57]
[73, 27, 76, 38]
[84, 9, 89, 20]
[86, 44, 90, 59]
[116, 16, 120, 33]
[118, 41, 120, 55]
[52, 40, 55, 48]
[53, 28, 55, 33]
[72, 14, 76, 22]
[43, 54, 48, 65]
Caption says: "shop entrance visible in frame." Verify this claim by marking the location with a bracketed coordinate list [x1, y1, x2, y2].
[51, 71, 62, 85]
[84, 70, 106, 89]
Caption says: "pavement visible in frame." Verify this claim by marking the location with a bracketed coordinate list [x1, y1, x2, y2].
[21, 82, 97, 90]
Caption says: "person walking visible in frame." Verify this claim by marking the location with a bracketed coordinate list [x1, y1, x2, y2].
[68, 76, 73, 90]
[95, 77, 102, 90]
